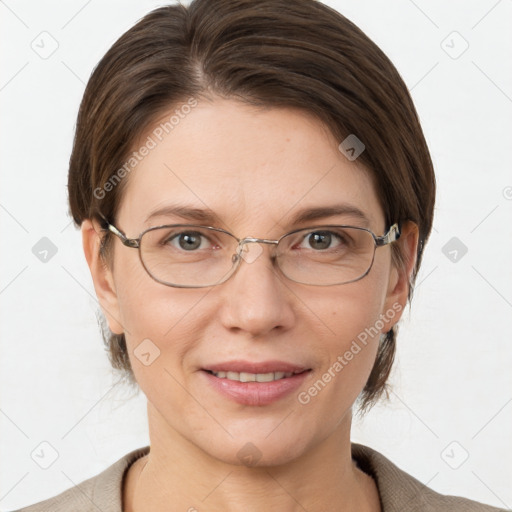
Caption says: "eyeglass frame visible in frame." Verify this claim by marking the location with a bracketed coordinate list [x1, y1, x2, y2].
[98, 213, 401, 288]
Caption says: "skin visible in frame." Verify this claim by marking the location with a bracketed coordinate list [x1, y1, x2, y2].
[82, 97, 418, 512]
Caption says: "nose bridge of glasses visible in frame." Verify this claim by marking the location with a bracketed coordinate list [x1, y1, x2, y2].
[234, 237, 280, 266]
[237, 237, 279, 254]
[238, 236, 279, 246]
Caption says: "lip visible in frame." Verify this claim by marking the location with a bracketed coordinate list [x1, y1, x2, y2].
[200, 362, 312, 406]
[203, 359, 308, 374]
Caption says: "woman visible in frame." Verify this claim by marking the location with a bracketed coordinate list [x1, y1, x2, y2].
[14, 0, 505, 510]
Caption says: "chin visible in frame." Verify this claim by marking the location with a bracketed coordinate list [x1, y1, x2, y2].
[197, 430, 310, 469]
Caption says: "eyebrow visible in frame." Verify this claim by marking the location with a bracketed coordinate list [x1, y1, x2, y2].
[144, 203, 371, 228]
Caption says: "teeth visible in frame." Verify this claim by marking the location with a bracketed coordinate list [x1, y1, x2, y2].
[210, 371, 294, 382]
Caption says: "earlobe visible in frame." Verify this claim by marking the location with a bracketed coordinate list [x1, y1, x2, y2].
[81, 219, 124, 335]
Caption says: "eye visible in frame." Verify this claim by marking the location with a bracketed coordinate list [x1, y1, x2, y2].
[162, 230, 216, 251]
[298, 229, 349, 251]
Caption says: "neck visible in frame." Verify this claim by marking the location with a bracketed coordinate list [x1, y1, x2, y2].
[123, 403, 381, 512]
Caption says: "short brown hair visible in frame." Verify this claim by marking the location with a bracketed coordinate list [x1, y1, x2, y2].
[68, 0, 435, 416]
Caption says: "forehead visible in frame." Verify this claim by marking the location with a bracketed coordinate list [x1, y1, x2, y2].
[117, 98, 384, 234]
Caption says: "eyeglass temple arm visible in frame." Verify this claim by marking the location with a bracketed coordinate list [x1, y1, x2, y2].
[97, 213, 140, 248]
[375, 222, 401, 247]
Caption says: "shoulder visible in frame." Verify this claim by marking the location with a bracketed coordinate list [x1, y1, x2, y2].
[351, 442, 508, 511]
[11, 446, 150, 512]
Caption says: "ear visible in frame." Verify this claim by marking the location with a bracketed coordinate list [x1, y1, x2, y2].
[381, 220, 419, 331]
[81, 218, 124, 335]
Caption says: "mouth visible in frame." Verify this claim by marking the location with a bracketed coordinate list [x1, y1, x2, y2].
[201, 359, 311, 381]
[203, 369, 309, 382]
[200, 361, 312, 406]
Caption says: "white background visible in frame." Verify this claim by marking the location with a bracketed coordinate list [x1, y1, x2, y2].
[1, 0, 511, 510]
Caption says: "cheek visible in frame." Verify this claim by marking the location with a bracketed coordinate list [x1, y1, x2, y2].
[305, 274, 388, 398]
[321, 270, 386, 347]
[112, 252, 200, 359]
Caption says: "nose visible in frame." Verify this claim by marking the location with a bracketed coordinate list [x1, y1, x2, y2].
[217, 241, 295, 338]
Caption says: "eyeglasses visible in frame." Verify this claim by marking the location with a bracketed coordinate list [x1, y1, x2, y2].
[99, 215, 401, 288]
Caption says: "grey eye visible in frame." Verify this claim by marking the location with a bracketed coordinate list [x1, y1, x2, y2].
[300, 230, 346, 251]
[176, 232, 203, 250]
[161, 230, 211, 251]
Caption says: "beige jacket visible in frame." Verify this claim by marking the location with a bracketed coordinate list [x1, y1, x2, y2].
[13, 443, 508, 511]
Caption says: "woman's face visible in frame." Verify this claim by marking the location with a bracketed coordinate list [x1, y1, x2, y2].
[86, 98, 413, 467]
